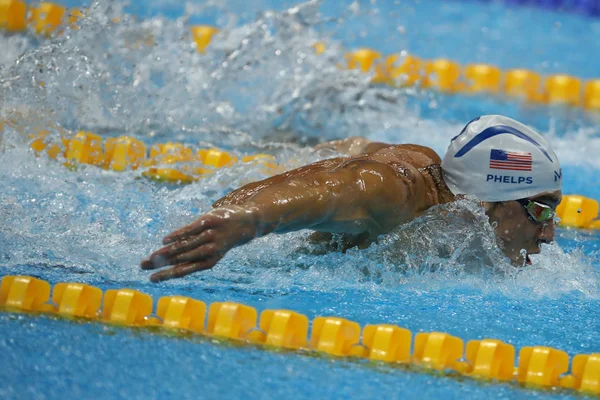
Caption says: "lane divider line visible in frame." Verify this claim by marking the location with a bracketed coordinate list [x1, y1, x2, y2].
[1, 275, 599, 396]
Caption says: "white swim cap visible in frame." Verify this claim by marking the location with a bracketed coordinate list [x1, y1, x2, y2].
[441, 115, 562, 202]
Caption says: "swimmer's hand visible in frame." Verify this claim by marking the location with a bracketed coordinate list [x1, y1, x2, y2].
[141, 206, 258, 282]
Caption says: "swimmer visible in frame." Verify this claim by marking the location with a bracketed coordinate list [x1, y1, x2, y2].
[141, 115, 562, 282]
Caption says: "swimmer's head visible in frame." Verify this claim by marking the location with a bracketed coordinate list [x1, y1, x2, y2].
[441, 115, 562, 202]
[442, 115, 562, 266]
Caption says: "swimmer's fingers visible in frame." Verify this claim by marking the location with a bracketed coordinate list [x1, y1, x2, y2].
[149, 258, 220, 283]
[162, 214, 223, 245]
[141, 230, 216, 270]
[168, 243, 220, 265]
[162, 221, 208, 245]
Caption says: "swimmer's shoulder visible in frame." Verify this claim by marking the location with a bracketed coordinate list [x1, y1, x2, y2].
[364, 144, 453, 204]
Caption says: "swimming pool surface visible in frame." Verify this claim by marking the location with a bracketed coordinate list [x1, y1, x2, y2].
[2, 0, 600, 399]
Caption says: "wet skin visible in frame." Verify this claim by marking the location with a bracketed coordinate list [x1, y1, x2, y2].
[141, 137, 561, 282]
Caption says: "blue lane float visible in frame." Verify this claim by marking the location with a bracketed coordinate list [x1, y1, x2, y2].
[472, 0, 600, 17]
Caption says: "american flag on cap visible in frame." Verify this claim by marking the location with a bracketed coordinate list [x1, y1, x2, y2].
[489, 149, 532, 171]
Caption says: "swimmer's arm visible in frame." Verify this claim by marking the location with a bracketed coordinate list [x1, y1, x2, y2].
[141, 158, 418, 282]
[232, 163, 393, 235]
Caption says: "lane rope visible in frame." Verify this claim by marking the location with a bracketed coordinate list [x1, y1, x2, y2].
[468, 0, 600, 18]
[26, 129, 282, 183]
[1, 274, 599, 396]
[3, 1, 600, 111]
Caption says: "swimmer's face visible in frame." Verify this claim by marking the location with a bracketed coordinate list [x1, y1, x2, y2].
[485, 190, 562, 266]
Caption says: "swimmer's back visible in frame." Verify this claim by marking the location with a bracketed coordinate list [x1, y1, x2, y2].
[361, 143, 442, 168]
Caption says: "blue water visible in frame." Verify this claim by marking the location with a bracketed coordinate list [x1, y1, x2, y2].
[2, 0, 600, 399]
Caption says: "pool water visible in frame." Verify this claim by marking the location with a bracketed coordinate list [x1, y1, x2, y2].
[1, 0, 600, 399]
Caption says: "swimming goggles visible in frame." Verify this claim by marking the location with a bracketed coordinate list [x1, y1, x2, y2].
[516, 199, 555, 223]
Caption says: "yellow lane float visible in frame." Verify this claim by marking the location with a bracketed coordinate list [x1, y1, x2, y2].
[28, 130, 280, 184]
[2, 275, 600, 396]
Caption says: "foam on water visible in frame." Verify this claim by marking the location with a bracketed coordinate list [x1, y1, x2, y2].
[1, 0, 600, 300]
